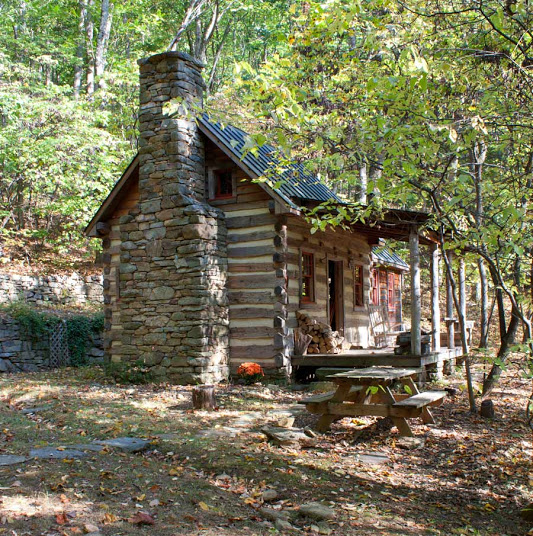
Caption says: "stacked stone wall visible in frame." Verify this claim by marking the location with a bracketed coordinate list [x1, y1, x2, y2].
[104, 51, 229, 384]
[0, 315, 104, 373]
[0, 273, 103, 306]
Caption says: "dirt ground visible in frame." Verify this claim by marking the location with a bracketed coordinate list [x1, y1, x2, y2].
[0, 365, 531, 535]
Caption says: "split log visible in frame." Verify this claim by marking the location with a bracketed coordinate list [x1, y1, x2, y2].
[192, 385, 216, 410]
[295, 311, 345, 355]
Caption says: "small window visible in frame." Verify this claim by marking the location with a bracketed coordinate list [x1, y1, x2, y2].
[301, 252, 315, 303]
[354, 265, 364, 307]
[214, 170, 233, 199]
[371, 270, 379, 305]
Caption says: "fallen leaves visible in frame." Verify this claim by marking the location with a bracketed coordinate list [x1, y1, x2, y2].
[127, 511, 155, 525]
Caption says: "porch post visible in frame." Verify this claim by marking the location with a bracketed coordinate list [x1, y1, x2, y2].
[409, 226, 421, 356]
[446, 250, 455, 350]
[459, 257, 467, 321]
[430, 243, 441, 352]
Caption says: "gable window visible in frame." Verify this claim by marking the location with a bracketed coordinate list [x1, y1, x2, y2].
[301, 251, 315, 303]
[214, 169, 234, 199]
[354, 265, 364, 307]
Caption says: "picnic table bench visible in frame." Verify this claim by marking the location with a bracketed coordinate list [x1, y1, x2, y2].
[299, 366, 446, 437]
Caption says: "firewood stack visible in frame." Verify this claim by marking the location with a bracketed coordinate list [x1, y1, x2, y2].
[296, 311, 345, 354]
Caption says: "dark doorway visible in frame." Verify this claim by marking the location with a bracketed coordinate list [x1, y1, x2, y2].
[328, 260, 344, 334]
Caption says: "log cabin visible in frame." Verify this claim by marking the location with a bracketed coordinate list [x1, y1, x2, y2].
[86, 51, 458, 384]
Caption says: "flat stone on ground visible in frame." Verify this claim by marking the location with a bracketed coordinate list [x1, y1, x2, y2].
[299, 502, 335, 520]
[262, 426, 317, 447]
[22, 406, 51, 415]
[356, 452, 389, 465]
[94, 437, 150, 453]
[30, 447, 87, 460]
[69, 444, 105, 452]
[0, 455, 28, 466]
[397, 437, 426, 450]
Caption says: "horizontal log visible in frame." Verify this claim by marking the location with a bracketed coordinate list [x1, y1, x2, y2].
[230, 345, 276, 359]
[228, 262, 274, 273]
[227, 245, 275, 258]
[229, 291, 275, 305]
[237, 192, 271, 203]
[226, 213, 277, 229]
[230, 326, 277, 338]
[228, 230, 276, 243]
[230, 307, 274, 319]
[228, 274, 277, 289]
[216, 200, 271, 212]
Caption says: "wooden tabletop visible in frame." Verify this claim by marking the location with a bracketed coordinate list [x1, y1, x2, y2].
[326, 366, 418, 384]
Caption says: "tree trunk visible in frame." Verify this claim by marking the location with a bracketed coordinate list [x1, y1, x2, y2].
[95, 0, 113, 89]
[442, 246, 476, 412]
[478, 257, 489, 348]
[192, 385, 216, 410]
[84, 0, 95, 96]
[482, 305, 520, 395]
[73, 2, 86, 98]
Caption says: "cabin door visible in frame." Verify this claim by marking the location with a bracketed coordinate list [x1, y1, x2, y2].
[327, 260, 344, 334]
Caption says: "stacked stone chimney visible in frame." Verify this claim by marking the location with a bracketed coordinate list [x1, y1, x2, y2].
[111, 52, 229, 384]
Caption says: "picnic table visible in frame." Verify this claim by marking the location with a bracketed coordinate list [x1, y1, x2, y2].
[299, 366, 447, 437]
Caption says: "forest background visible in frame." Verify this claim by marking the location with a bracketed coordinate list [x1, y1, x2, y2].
[0, 0, 532, 395]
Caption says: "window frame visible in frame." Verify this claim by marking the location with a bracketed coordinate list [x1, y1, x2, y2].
[300, 250, 316, 304]
[207, 168, 236, 201]
[353, 264, 365, 309]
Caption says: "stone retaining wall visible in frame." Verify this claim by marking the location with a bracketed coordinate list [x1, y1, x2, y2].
[0, 273, 103, 306]
[0, 315, 104, 373]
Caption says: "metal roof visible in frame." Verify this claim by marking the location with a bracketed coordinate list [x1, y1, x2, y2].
[198, 115, 342, 204]
[372, 246, 409, 271]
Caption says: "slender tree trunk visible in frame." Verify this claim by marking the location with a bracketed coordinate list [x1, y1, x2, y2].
[95, 0, 113, 89]
[84, 0, 95, 96]
[482, 259, 522, 395]
[471, 141, 489, 349]
[478, 257, 489, 348]
[358, 164, 368, 204]
[442, 245, 476, 412]
[74, 2, 86, 98]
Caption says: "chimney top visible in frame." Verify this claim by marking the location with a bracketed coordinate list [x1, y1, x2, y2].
[137, 51, 205, 70]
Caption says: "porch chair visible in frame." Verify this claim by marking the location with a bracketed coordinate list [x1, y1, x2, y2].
[368, 304, 391, 348]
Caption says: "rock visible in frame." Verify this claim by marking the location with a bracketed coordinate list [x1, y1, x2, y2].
[275, 518, 295, 532]
[262, 426, 317, 448]
[0, 455, 28, 466]
[356, 452, 389, 465]
[299, 502, 335, 521]
[68, 444, 105, 452]
[30, 447, 88, 460]
[397, 437, 426, 450]
[262, 489, 279, 502]
[260, 508, 292, 523]
[83, 523, 100, 534]
[480, 399, 495, 419]
[304, 426, 317, 438]
[312, 522, 333, 535]
[93, 437, 151, 453]
[22, 406, 51, 414]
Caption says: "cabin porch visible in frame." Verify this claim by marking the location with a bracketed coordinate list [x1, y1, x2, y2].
[292, 346, 462, 383]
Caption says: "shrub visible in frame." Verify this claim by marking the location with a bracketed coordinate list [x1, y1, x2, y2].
[103, 359, 154, 384]
[236, 362, 265, 384]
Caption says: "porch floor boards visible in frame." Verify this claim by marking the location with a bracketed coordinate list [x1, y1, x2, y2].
[291, 347, 462, 369]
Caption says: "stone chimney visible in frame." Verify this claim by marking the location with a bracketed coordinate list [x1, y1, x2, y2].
[113, 52, 229, 384]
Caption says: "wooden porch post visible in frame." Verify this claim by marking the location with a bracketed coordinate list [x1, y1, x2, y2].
[446, 250, 455, 350]
[430, 244, 441, 352]
[459, 257, 467, 323]
[410, 226, 421, 356]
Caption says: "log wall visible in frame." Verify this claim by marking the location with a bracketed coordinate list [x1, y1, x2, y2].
[285, 217, 372, 349]
[206, 142, 282, 373]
